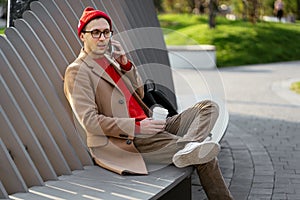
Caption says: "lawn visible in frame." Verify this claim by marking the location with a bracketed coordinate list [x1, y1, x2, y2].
[158, 14, 300, 67]
[290, 81, 300, 94]
[0, 27, 4, 35]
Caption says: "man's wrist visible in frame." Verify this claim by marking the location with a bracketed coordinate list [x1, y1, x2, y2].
[119, 60, 132, 71]
[135, 121, 141, 134]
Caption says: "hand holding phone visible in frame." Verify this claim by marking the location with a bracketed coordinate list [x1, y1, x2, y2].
[110, 39, 128, 65]
[110, 42, 115, 58]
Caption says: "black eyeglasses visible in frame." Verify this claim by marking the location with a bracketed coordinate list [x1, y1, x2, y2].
[82, 29, 113, 39]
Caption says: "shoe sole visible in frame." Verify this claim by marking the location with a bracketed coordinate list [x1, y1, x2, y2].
[173, 142, 220, 168]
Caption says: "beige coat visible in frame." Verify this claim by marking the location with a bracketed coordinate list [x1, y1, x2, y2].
[64, 49, 150, 175]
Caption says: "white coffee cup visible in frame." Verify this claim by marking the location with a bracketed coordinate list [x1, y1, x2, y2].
[152, 107, 168, 120]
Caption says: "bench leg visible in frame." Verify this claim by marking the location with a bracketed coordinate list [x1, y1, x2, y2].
[158, 176, 191, 200]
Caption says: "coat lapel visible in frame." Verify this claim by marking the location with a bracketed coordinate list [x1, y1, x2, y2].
[79, 50, 122, 93]
[77, 49, 151, 116]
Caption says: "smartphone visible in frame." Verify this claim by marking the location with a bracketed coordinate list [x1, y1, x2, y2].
[108, 40, 114, 58]
[110, 43, 115, 58]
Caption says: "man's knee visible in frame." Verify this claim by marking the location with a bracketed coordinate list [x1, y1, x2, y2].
[194, 100, 219, 114]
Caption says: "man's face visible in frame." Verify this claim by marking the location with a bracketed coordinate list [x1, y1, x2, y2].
[80, 18, 111, 58]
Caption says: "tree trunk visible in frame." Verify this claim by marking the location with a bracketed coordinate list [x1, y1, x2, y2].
[248, 0, 259, 24]
[298, 0, 300, 20]
[242, 0, 248, 21]
[209, 0, 218, 28]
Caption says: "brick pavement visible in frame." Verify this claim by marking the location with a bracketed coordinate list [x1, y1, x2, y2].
[172, 61, 300, 200]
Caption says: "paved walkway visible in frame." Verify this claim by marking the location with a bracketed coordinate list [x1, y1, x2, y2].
[0, 18, 6, 28]
[172, 61, 300, 200]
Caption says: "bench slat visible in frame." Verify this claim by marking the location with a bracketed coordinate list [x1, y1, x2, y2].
[0, 48, 72, 176]
[23, 10, 70, 75]
[32, 0, 77, 63]
[0, 36, 84, 171]
[52, 0, 80, 57]
[4, 28, 93, 167]
[33, 0, 81, 54]
[80, 0, 97, 9]
[7, 2, 93, 167]
[0, 110, 43, 188]
[0, 181, 9, 199]
[0, 138, 28, 195]
[0, 76, 58, 182]
[64, 0, 85, 18]
[13, 19, 65, 101]
[8, 6, 92, 164]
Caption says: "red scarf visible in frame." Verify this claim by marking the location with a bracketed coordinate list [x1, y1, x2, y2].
[95, 57, 147, 127]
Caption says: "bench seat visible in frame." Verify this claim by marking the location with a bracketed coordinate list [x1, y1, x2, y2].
[10, 165, 193, 200]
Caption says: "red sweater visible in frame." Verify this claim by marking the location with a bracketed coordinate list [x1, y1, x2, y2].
[95, 57, 147, 130]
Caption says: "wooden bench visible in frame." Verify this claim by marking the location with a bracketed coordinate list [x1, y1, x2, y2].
[0, 0, 228, 199]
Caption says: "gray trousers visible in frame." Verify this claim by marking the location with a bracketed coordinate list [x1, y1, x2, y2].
[134, 100, 233, 199]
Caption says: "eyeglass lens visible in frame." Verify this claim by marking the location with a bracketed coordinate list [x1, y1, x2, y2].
[91, 29, 112, 39]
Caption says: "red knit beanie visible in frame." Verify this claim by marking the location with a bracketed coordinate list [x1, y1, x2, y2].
[77, 7, 112, 37]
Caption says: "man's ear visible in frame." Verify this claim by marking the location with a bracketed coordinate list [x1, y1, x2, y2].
[79, 32, 85, 42]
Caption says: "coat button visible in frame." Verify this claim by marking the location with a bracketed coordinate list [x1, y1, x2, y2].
[126, 139, 132, 145]
[118, 99, 124, 104]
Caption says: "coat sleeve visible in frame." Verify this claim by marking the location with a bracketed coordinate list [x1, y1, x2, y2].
[64, 63, 136, 143]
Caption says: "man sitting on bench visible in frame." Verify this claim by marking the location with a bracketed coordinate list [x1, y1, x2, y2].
[64, 7, 233, 199]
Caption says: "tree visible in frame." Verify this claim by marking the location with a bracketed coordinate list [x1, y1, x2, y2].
[298, 0, 300, 19]
[193, 0, 206, 14]
[153, 0, 164, 12]
[248, 0, 260, 23]
[209, 0, 218, 28]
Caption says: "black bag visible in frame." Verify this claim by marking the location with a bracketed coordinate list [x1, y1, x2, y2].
[142, 79, 178, 117]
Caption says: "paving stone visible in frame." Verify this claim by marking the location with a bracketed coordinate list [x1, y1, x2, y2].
[192, 185, 207, 200]
[272, 193, 288, 199]
[251, 182, 274, 189]
[273, 185, 295, 194]
[253, 175, 274, 183]
[248, 194, 271, 200]
[250, 188, 273, 195]
[287, 194, 300, 200]
[232, 192, 249, 200]
[254, 170, 275, 176]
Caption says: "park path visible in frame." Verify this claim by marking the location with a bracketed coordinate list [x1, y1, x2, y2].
[172, 61, 300, 199]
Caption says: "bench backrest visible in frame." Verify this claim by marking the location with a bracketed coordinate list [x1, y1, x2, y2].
[0, 0, 175, 197]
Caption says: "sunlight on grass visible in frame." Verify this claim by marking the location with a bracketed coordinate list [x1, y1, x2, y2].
[0, 27, 5, 35]
[290, 81, 300, 94]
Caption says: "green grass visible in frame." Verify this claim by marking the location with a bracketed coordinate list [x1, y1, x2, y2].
[0, 27, 5, 35]
[159, 14, 300, 67]
[290, 81, 300, 94]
